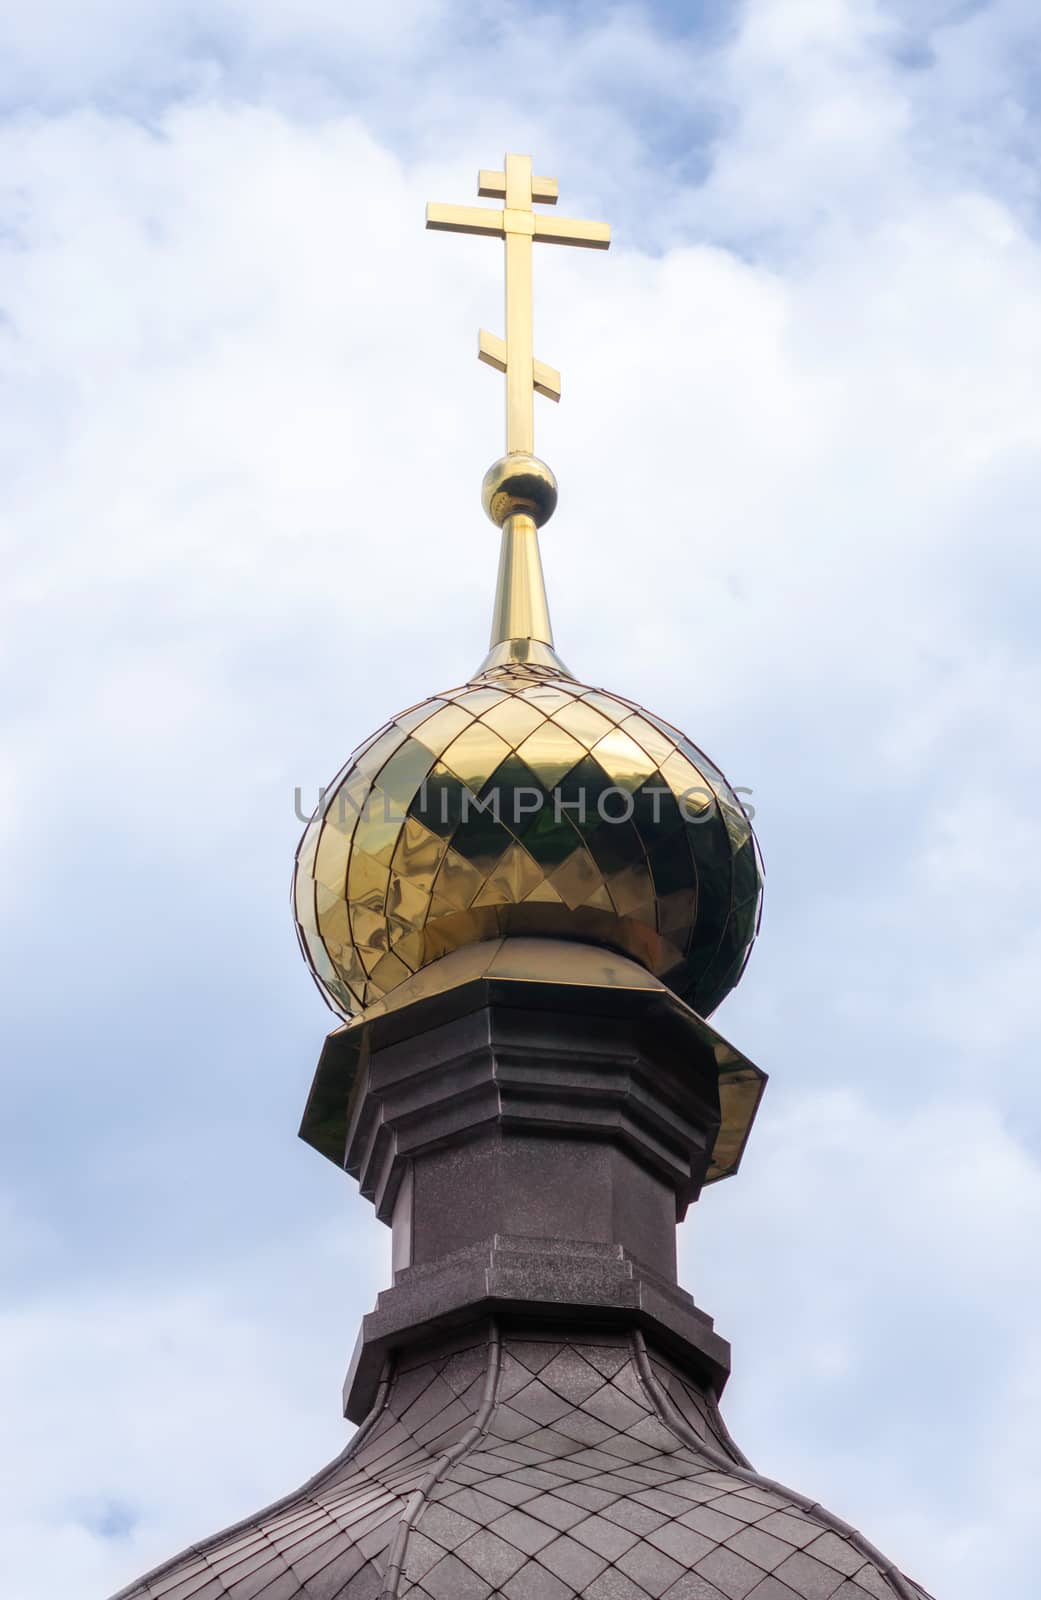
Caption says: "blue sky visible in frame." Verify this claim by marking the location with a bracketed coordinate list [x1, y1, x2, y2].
[2, 1, 1041, 1596]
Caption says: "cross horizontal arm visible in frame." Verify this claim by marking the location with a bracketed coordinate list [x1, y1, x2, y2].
[533, 363, 562, 401]
[478, 169, 559, 204]
[426, 202, 504, 238]
[534, 215, 610, 250]
[478, 330, 561, 401]
[425, 204, 609, 250]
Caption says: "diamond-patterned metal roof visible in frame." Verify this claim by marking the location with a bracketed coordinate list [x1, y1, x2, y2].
[112, 1327, 933, 1600]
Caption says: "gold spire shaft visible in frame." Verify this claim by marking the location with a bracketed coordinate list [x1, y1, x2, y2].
[490, 512, 552, 647]
[480, 516, 570, 673]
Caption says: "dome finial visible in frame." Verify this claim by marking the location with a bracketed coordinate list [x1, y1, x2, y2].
[426, 153, 610, 675]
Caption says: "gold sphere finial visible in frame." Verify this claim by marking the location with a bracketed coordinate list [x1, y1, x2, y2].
[482, 453, 558, 528]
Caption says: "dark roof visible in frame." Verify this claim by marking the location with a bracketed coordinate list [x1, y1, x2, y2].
[112, 1324, 933, 1600]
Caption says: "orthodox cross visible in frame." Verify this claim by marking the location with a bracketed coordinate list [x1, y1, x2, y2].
[426, 153, 610, 456]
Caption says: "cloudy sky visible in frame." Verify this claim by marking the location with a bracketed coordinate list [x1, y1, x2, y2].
[3, 1, 1041, 1596]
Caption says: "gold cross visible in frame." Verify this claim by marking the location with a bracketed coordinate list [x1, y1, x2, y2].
[426, 153, 610, 456]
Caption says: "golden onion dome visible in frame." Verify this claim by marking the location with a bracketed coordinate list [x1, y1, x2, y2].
[293, 639, 762, 1021]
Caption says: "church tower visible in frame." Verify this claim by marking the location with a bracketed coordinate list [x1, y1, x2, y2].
[113, 155, 934, 1600]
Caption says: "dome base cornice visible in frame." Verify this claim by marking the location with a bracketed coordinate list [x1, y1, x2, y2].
[343, 1234, 732, 1424]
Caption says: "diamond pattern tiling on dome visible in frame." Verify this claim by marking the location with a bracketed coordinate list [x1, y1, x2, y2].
[294, 662, 764, 1022]
[113, 1329, 933, 1600]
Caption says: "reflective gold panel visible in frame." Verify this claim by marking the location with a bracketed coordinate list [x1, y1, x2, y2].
[432, 847, 485, 911]
[413, 703, 474, 755]
[441, 722, 513, 792]
[553, 698, 615, 748]
[481, 696, 545, 744]
[390, 816, 448, 894]
[514, 722, 586, 789]
[350, 804, 402, 867]
[591, 727, 658, 793]
[313, 823, 350, 896]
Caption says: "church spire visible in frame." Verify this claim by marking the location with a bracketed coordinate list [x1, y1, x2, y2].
[426, 152, 610, 673]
